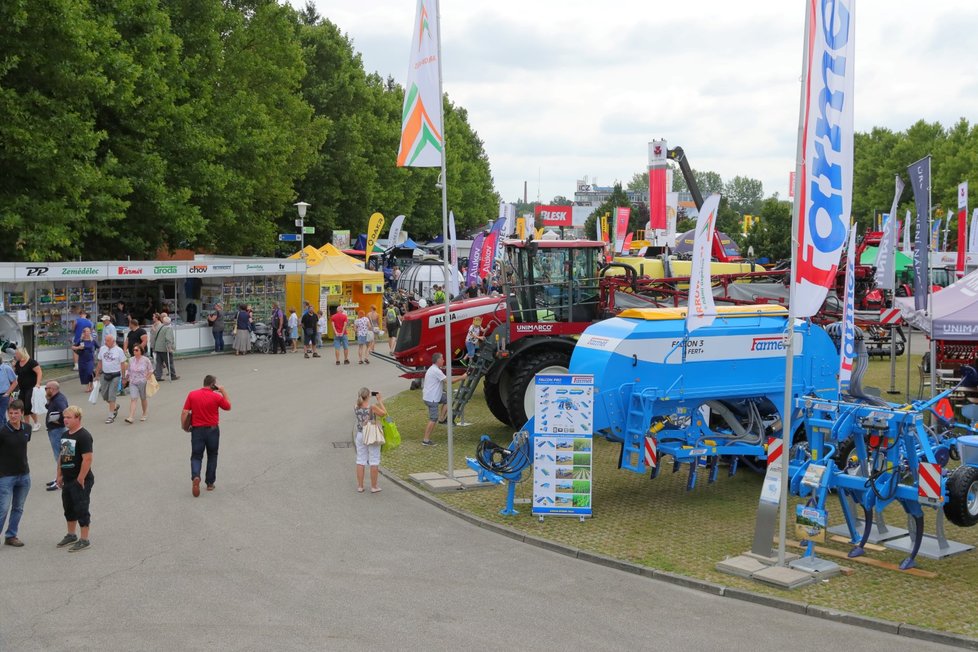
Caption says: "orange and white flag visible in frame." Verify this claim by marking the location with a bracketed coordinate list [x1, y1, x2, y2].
[397, 0, 443, 168]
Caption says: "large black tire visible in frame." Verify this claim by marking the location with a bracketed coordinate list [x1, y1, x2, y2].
[944, 466, 978, 527]
[504, 349, 571, 427]
[483, 379, 514, 427]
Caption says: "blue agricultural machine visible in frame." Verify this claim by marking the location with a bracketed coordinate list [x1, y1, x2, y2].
[470, 303, 978, 570]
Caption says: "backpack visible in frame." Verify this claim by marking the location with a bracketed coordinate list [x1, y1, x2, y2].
[386, 307, 398, 324]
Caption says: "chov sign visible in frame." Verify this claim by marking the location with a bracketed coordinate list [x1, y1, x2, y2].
[534, 205, 573, 227]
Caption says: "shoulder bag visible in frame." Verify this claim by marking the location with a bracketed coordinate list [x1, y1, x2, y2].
[362, 420, 385, 446]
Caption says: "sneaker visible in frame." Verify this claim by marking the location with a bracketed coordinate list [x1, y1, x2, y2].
[32, 422, 41, 432]
[170, 376, 180, 381]
[46, 480, 59, 491]
[68, 539, 91, 553]
[312, 353, 321, 358]
[4, 536, 24, 547]
[73, 364, 79, 371]
[304, 353, 309, 359]
[421, 440, 437, 447]
[57, 534, 78, 548]
[192, 477, 201, 498]
[206, 484, 215, 491]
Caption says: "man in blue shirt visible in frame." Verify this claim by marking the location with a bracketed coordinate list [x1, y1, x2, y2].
[0, 356, 15, 426]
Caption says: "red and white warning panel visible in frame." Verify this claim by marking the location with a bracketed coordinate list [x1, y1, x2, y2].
[766, 437, 783, 469]
[644, 436, 658, 469]
[880, 307, 902, 325]
[918, 462, 943, 504]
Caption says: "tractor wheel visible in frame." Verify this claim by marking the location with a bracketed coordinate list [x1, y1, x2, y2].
[944, 466, 978, 527]
[483, 379, 514, 427]
[504, 349, 571, 427]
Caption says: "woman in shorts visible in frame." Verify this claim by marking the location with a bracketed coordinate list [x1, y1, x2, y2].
[353, 387, 386, 493]
[354, 310, 371, 364]
[123, 345, 154, 423]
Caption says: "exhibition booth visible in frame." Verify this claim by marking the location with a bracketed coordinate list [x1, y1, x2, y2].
[285, 244, 384, 337]
[0, 257, 303, 366]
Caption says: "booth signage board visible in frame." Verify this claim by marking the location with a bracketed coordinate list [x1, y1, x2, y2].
[532, 374, 593, 518]
[362, 282, 383, 294]
[0, 259, 301, 281]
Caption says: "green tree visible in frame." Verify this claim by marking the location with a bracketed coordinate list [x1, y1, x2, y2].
[741, 196, 792, 261]
[724, 175, 764, 216]
[582, 183, 629, 247]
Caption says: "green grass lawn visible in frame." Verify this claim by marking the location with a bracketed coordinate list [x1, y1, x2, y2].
[382, 353, 978, 637]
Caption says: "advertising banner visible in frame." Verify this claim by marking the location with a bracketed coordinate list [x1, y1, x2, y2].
[875, 175, 904, 290]
[839, 227, 857, 391]
[397, 0, 443, 168]
[386, 215, 406, 250]
[478, 232, 497, 280]
[447, 210, 459, 296]
[332, 230, 351, 250]
[908, 155, 931, 310]
[686, 194, 720, 333]
[614, 207, 630, 253]
[648, 139, 668, 229]
[959, 182, 969, 277]
[532, 374, 594, 518]
[466, 232, 485, 287]
[792, 0, 855, 318]
[534, 205, 572, 227]
[365, 212, 385, 257]
[970, 208, 978, 255]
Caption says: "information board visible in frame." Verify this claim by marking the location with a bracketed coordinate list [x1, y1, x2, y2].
[532, 374, 593, 518]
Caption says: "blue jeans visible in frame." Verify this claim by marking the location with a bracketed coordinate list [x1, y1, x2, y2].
[48, 426, 68, 465]
[191, 426, 221, 486]
[0, 473, 31, 539]
[213, 331, 225, 352]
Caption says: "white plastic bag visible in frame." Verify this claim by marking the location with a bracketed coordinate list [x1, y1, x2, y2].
[31, 386, 46, 414]
[88, 381, 100, 405]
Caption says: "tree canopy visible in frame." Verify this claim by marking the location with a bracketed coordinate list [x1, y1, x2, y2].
[0, 0, 499, 261]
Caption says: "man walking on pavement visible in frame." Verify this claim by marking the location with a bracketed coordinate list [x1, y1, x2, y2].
[55, 405, 95, 552]
[153, 315, 179, 381]
[0, 400, 32, 547]
[94, 334, 128, 424]
[182, 375, 231, 497]
[421, 353, 466, 446]
[301, 303, 320, 358]
[44, 381, 68, 491]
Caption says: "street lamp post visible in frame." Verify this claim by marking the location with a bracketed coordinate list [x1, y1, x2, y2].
[295, 201, 310, 309]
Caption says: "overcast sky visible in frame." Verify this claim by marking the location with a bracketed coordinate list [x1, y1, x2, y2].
[292, 1, 978, 206]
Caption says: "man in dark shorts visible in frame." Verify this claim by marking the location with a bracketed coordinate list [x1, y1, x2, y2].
[301, 304, 320, 359]
[182, 375, 231, 497]
[385, 305, 400, 354]
[56, 405, 94, 552]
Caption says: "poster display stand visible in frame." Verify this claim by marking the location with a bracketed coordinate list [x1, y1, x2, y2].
[532, 374, 594, 520]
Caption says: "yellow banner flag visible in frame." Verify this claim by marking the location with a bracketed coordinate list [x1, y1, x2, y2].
[365, 212, 385, 256]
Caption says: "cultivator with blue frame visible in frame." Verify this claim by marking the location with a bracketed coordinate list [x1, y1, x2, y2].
[469, 303, 978, 571]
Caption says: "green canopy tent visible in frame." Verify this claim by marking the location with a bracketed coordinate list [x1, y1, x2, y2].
[860, 246, 913, 271]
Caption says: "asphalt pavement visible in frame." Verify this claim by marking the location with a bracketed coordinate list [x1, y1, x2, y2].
[0, 348, 962, 651]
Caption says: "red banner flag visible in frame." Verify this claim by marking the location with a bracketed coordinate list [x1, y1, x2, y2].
[648, 140, 667, 230]
[479, 232, 497, 279]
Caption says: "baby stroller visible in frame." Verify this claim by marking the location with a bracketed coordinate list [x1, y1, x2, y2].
[251, 322, 271, 354]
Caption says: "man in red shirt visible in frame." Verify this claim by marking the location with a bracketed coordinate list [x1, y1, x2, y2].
[330, 306, 350, 366]
[181, 375, 231, 497]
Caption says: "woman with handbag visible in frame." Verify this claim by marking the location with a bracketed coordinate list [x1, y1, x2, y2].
[354, 387, 386, 494]
[123, 345, 155, 424]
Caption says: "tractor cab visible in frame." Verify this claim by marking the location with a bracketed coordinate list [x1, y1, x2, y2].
[503, 238, 605, 325]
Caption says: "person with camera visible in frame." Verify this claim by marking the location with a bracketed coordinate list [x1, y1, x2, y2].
[354, 388, 386, 494]
[181, 375, 231, 497]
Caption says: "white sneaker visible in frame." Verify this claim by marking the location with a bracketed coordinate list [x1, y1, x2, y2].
[32, 422, 40, 432]
[73, 364, 79, 371]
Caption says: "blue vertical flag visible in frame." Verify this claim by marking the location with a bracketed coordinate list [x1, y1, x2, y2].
[908, 156, 931, 310]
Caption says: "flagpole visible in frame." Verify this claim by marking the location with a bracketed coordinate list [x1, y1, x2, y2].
[434, 0, 455, 479]
[778, 0, 812, 568]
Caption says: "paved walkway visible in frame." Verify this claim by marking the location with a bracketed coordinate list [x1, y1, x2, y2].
[0, 351, 959, 650]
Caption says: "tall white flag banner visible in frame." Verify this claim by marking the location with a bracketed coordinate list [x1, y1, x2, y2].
[902, 209, 912, 254]
[387, 214, 406, 250]
[960, 181, 969, 210]
[839, 227, 857, 391]
[875, 175, 903, 290]
[686, 194, 721, 333]
[447, 210, 460, 297]
[970, 208, 978, 255]
[791, 0, 856, 318]
[397, 0, 443, 168]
